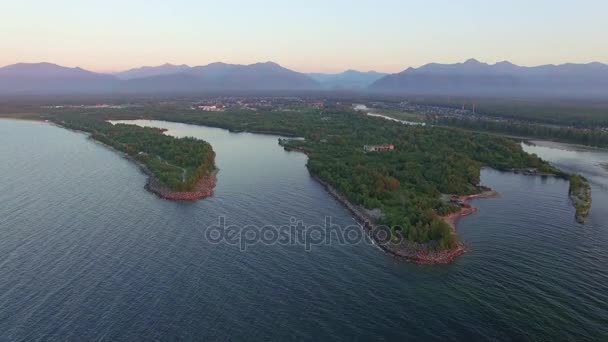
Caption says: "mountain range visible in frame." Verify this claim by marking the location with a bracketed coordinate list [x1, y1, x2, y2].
[0, 62, 320, 94]
[370, 58, 608, 97]
[0, 62, 117, 94]
[116, 63, 191, 80]
[308, 70, 387, 90]
[1, 59, 607, 97]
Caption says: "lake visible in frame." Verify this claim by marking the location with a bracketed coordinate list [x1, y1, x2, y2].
[0, 119, 606, 341]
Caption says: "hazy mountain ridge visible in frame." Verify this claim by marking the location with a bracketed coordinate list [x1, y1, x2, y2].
[115, 61, 319, 91]
[370, 59, 608, 96]
[116, 63, 191, 80]
[2, 59, 608, 96]
[0, 61, 320, 94]
[0, 63, 119, 94]
[308, 70, 387, 89]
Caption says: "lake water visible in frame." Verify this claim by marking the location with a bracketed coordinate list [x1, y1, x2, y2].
[353, 104, 425, 126]
[0, 119, 607, 341]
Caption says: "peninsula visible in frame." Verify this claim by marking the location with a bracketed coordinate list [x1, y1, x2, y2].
[41, 103, 562, 262]
[569, 175, 592, 223]
[55, 116, 216, 200]
[22, 99, 591, 263]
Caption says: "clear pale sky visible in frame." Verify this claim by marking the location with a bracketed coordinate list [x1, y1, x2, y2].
[1, 0, 606, 73]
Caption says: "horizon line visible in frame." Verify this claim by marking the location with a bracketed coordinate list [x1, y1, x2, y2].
[1, 58, 607, 75]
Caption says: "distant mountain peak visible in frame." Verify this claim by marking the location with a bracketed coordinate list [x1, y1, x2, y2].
[464, 58, 482, 65]
[0, 61, 117, 94]
[160, 62, 189, 67]
[259, 61, 280, 66]
[307, 69, 388, 89]
[250, 61, 284, 70]
[0, 62, 105, 76]
[495, 60, 515, 66]
[4, 62, 64, 70]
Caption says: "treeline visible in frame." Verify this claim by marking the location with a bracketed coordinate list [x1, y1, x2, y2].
[435, 117, 608, 148]
[408, 96, 608, 127]
[56, 117, 215, 191]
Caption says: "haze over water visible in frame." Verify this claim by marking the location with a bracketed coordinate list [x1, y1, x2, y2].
[0, 119, 607, 340]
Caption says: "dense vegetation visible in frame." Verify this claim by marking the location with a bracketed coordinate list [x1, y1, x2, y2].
[56, 117, 215, 191]
[435, 117, 608, 148]
[408, 96, 608, 127]
[50, 106, 562, 250]
[276, 113, 559, 249]
[40, 105, 565, 250]
[569, 175, 592, 223]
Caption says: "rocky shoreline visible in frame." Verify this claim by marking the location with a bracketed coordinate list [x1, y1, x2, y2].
[442, 190, 498, 232]
[145, 169, 217, 201]
[282, 143, 491, 264]
[568, 175, 591, 224]
[64, 124, 218, 202]
[312, 175, 495, 264]
[103, 143, 218, 201]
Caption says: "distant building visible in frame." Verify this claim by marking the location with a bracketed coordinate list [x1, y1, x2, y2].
[364, 144, 395, 152]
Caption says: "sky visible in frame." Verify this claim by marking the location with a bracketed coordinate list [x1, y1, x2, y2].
[1, 0, 607, 73]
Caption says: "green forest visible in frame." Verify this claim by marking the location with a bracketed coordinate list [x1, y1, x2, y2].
[55, 117, 215, 192]
[569, 174, 592, 223]
[407, 96, 608, 127]
[435, 117, 608, 148]
[45, 105, 562, 250]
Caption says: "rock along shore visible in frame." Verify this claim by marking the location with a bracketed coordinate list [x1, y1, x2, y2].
[145, 169, 217, 201]
[105, 145, 217, 201]
[442, 190, 498, 232]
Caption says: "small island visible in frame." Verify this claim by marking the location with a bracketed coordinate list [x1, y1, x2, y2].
[569, 174, 592, 223]
[55, 117, 217, 201]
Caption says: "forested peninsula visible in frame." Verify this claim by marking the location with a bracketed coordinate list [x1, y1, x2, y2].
[569, 175, 592, 223]
[55, 117, 216, 200]
[35, 103, 592, 263]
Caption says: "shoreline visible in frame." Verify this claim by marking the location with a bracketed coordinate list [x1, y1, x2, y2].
[0, 116, 45, 122]
[282, 143, 492, 264]
[53, 121, 218, 201]
[282, 143, 488, 264]
[442, 190, 498, 232]
[145, 168, 217, 201]
[139, 118, 301, 138]
[568, 175, 591, 224]
[90, 137, 218, 201]
[92, 136, 218, 201]
[312, 175, 482, 264]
